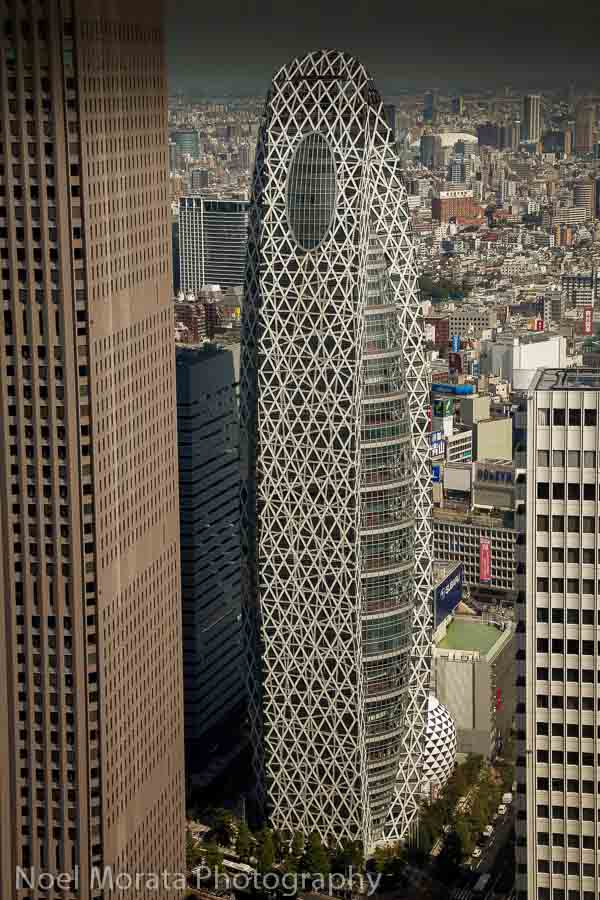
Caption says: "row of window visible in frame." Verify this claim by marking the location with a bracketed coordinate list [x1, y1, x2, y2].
[538, 775, 600, 792]
[536, 515, 600, 534]
[536, 577, 600, 594]
[537, 722, 600, 738]
[537, 449, 597, 468]
[537, 638, 600, 654]
[536, 668, 600, 684]
[537, 749, 600, 765]
[537, 481, 598, 500]
[536, 695, 600, 711]
[537, 546, 598, 563]
[538, 407, 598, 427]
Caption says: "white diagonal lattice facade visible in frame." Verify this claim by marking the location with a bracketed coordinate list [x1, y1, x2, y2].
[240, 49, 433, 851]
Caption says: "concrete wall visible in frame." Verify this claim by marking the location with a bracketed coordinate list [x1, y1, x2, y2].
[473, 417, 513, 461]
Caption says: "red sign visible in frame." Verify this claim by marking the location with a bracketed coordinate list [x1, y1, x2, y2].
[583, 306, 593, 336]
[479, 538, 491, 584]
[496, 688, 502, 710]
[535, 318, 544, 332]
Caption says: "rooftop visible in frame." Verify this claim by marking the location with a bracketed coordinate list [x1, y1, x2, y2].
[532, 368, 600, 392]
[437, 618, 501, 654]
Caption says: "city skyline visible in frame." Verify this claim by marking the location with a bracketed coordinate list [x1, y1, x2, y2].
[166, 0, 600, 95]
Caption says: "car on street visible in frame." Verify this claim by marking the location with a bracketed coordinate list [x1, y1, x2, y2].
[482, 825, 494, 838]
[498, 803, 507, 815]
[471, 847, 482, 859]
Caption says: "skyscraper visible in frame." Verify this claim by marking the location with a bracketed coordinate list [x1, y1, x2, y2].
[523, 94, 542, 143]
[575, 100, 597, 155]
[176, 345, 245, 780]
[517, 369, 600, 900]
[240, 49, 432, 851]
[423, 90, 436, 124]
[179, 196, 249, 293]
[0, 2, 184, 896]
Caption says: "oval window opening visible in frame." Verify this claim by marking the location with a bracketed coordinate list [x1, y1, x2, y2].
[286, 133, 337, 251]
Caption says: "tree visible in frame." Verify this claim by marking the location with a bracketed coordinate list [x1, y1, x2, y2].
[209, 808, 236, 847]
[301, 831, 330, 880]
[186, 831, 203, 871]
[434, 831, 462, 882]
[257, 829, 276, 874]
[204, 842, 224, 873]
[373, 846, 388, 874]
[454, 819, 475, 858]
[236, 821, 253, 862]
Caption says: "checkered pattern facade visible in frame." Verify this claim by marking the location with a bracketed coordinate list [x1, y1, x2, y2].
[421, 696, 458, 794]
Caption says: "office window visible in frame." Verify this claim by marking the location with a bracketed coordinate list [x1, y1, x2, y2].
[538, 408, 550, 426]
[553, 409, 565, 426]
[537, 450, 550, 466]
[568, 409, 581, 426]
[584, 409, 597, 427]
[553, 449, 565, 465]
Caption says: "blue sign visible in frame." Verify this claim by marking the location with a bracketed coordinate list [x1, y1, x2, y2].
[432, 464, 441, 483]
[471, 360, 480, 377]
[451, 335, 460, 353]
[434, 564, 464, 626]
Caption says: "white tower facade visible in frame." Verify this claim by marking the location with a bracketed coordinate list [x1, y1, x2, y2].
[517, 368, 600, 900]
[240, 49, 433, 851]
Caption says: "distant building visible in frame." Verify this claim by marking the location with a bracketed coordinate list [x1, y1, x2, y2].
[172, 126, 200, 159]
[433, 507, 517, 594]
[575, 99, 597, 154]
[477, 122, 501, 148]
[434, 613, 516, 758]
[473, 460, 515, 511]
[172, 217, 181, 293]
[176, 344, 245, 778]
[448, 303, 497, 338]
[573, 176, 597, 217]
[424, 90, 436, 123]
[432, 188, 483, 224]
[560, 271, 598, 307]
[190, 168, 210, 193]
[179, 196, 249, 292]
[472, 417, 513, 462]
[452, 96, 464, 116]
[480, 333, 569, 390]
[421, 133, 443, 168]
[522, 94, 542, 143]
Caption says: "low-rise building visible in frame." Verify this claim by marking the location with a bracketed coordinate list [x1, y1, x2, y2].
[433, 612, 516, 758]
[433, 506, 517, 594]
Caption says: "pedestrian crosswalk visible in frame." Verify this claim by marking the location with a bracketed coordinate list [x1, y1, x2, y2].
[451, 888, 473, 900]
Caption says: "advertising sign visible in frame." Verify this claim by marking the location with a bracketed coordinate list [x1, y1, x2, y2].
[479, 538, 491, 584]
[451, 335, 461, 352]
[434, 563, 464, 626]
[432, 398, 453, 418]
[583, 306, 593, 336]
[432, 464, 441, 483]
[535, 318, 544, 332]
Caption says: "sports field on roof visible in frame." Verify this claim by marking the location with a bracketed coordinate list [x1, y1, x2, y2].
[437, 618, 499, 654]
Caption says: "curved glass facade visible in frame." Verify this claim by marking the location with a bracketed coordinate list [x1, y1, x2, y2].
[361, 237, 415, 833]
[286, 132, 337, 251]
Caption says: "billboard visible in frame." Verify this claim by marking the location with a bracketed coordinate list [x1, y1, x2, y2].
[451, 335, 460, 352]
[479, 538, 491, 584]
[434, 563, 464, 626]
[584, 306, 593, 336]
[432, 398, 453, 418]
[535, 318, 544, 332]
[432, 464, 441, 483]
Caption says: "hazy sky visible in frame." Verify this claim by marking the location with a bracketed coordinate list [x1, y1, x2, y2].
[166, 0, 600, 96]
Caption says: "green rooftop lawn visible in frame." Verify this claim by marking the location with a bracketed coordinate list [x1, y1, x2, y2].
[438, 618, 500, 654]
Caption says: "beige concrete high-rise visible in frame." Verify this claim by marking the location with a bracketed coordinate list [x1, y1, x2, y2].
[0, 1, 185, 897]
[575, 100, 597, 155]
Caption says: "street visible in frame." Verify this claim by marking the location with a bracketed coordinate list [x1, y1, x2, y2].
[449, 810, 514, 900]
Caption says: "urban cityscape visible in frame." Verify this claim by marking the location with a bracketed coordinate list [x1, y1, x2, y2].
[1, 2, 600, 900]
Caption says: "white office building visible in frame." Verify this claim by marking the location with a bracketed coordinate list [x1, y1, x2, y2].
[516, 368, 600, 900]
